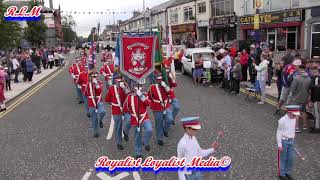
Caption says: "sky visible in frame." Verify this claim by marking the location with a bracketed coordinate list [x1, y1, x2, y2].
[44, 0, 166, 37]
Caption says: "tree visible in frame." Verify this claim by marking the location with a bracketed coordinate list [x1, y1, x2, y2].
[0, 2, 22, 50]
[62, 15, 77, 43]
[24, 1, 47, 48]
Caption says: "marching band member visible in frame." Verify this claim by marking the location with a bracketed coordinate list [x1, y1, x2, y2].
[99, 59, 114, 90]
[70, 58, 86, 104]
[84, 70, 106, 138]
[177, 117, 218, 180]
[77, 65, 90, 117]
[148, 70, 173, 146]
[105, 75, 130, 150]
[123, 81, 152, 159]
[163, 59, 180, 125]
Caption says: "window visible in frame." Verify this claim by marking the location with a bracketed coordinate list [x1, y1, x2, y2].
[184, 6, 193, 21]
[245, 0, 298, 14]
[170, 8, 178, 23]
[271, 0, 290, 10]
[291, 0, 299, 8]
[198, 2, 206, 14]
[211, 0, 234, 17]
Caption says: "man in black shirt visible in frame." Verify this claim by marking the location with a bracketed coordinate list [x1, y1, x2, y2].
[310, 65, 320, 133]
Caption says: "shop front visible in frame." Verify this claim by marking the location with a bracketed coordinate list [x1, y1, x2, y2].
[306, 7, 320, 58]
[171, 23, 196, 45]
[239, 9, 305, 52]
[209, 15, 237, 42]
[197, 20, 209, 41]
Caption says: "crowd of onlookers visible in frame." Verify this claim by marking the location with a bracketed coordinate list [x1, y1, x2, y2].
[174, 39, 320, 133]
[0, 46, 70, 112]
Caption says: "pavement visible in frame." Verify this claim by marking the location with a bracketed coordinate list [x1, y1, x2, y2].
[0, 53, 319, 180]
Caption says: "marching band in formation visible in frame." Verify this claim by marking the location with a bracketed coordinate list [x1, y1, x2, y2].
[68, 50, 180, 159]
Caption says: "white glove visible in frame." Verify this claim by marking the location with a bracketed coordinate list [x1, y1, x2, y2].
[102, 72, 107, 77]
[160, 81, 167, 88]
[119, 82, 126, 89]
[77, 85, 81, 89]
[136, 89, 142, 97]
[92, 78, 98, 84]
[168, 72, 173, 79]
[71, 73, 76, 79]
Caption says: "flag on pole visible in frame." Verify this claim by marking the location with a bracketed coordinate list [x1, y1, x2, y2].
[166, 25, 176, 79]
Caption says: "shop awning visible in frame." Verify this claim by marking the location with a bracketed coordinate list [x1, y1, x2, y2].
[240, 22, 302, 30]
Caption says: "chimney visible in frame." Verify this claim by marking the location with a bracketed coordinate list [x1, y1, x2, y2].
[49, 0, 53, 9]
[133, 10, 141, 17]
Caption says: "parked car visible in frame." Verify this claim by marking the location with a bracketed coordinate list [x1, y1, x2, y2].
[181, 48, 215, 76]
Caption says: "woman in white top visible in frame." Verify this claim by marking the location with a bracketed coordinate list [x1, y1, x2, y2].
[48, 50, 54, 69]
[53, 51, 59, 67]
[253, 52, 269, 104]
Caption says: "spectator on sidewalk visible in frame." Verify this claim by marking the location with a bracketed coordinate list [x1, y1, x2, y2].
[48, 50, 54, 69]
[231, 57, 242, 95]
[193, 54, 204, 85]
[275, 60, 284, 101]
[309, 65, 320, 133]
[26, 56, 35, 82]
[58, 52, 65, 67]
[20, 52, 28, 82]
[4, 67, 11, 91]
[54, 50, 59, 67]
[266, 52, 274, 88]
[248, 45, 257, 84]
[254, 52, 269, 105]
[240, 49, 249, 81]
[0, 65, 7, 112]
[274, 59, 298, 115]
[32, 50, 41, 74]
[287, 65, 311, 133]
[11, 55, 20, 83]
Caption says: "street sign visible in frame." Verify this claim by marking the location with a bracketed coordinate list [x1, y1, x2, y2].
[119, 35, 156, 82]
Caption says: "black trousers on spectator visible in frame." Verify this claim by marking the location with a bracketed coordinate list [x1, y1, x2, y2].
[49, 61, 54, 69]
[5, 79, 11, 90]
[27, 72, 34, 81]
[14, 69, 19, 82]
[277, 82, 282, 101]
[42, 58, 47, 69]
[232, 79, 240, 93]
[22, 68, 28, 82]
[241, 65, 248, 81]
[54, 59, 59, 67]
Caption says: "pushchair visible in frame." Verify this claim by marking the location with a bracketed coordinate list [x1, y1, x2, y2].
[245, 79, 261, 102]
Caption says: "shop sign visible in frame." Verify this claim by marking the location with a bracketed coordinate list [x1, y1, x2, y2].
[198, 20, 209, 27]
[171, 23, 196, 33]
[209, 16, 237, 28]
[239, 9, 304, 25]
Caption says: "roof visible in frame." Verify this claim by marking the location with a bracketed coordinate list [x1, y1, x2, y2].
[151, 0, 177, 14]
[167, 0, 195, 8]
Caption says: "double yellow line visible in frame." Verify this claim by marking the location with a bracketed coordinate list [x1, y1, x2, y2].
[239, 88, 278, 107]
[0, 66, 66, 119]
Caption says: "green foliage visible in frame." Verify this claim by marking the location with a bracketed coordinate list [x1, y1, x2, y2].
[24, 1, 47, 47]
[0, 1, 22, 49]
[62, 15, 77, 43]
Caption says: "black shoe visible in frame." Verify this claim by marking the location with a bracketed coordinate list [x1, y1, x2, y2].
[117, 144, 124, 150]
[286, 174, 294, 180]
[158, 140, 164, 146]
[172, 121, 175, 126]
[274, 109, 281, 115]
[145, 145, 150, 151]
[164, 131, 169, 137]
[310, 128, 320, 133]
[99, 121, 103, 128]
[87, 113, 91, 117]
[135, 155, 142, 159]
[279, 176, 288, 180]
[0, 108, 6, 112]
[93, 133, 99, 138]
[123, 131, 129, 141]
[78, 100, 84, 104]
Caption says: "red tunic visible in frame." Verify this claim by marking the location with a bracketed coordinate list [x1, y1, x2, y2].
[104, 52, 113, 61]
[148, 84, 171, 111]
[168, 77, 177, 99]
[70, 63, 85, 83]
[77, 72, 89, 94]
[84, 81, 103, 108]
[99, 64, 114, 81]
[105, 85, 127, 115]
[123, 93, 151, 126]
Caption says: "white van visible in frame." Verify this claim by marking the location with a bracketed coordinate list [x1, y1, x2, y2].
[181, 48, 215, 75]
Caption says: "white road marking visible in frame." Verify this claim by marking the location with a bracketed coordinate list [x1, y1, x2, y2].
[81, 171, 92, 180]
[96, 172, 130, 180]
[132, 172, 141, 180]
[106, 116, 114, 140]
